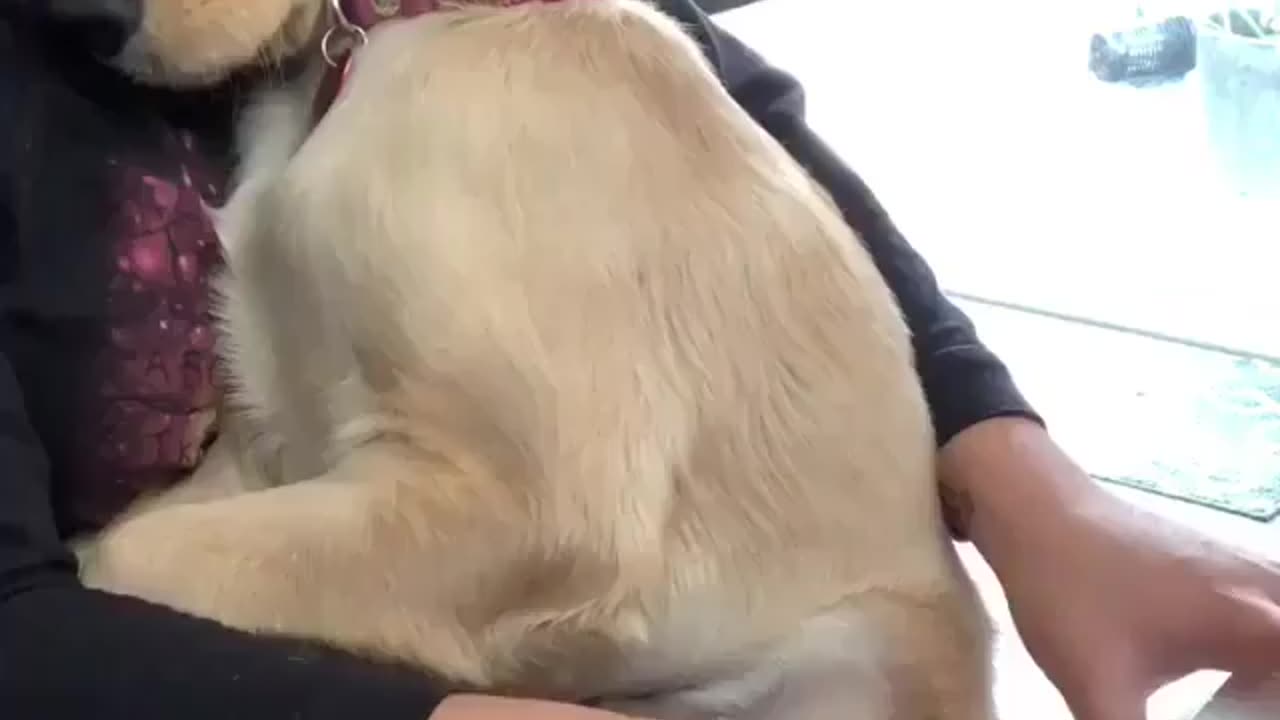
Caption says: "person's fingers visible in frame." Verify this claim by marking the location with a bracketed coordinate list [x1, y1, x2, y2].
[1262, 557, 1280, 600]
[1063, 678, 1148, 720]
[1230, 545, 1280, 599]
[1206, 588, 1280, 671]
[1053, 647, 1150, 720]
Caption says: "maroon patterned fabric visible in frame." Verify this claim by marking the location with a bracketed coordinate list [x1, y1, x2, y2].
[64, 131, 227, 530]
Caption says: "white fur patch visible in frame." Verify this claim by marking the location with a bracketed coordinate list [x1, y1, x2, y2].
[605, 610, 890, 720]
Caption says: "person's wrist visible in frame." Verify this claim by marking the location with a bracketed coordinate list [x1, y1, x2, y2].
[939, 417, 1108, 571]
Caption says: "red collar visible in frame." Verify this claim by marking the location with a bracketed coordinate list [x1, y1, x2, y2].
[312, 0, 570, 125]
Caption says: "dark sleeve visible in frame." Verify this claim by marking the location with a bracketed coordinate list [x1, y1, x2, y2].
[0, 52, 447, 716]
[671, 1, 1042, 445]
[0, 19, 450, 720]
[0, 349, 449, 719]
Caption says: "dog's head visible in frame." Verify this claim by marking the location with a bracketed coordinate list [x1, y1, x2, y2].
[46, 0, 327, 87]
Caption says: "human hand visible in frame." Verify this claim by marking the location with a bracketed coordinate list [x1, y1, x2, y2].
[946, 419, 1280, 720]
[430, 695, 648, 720]
[990, 490, 1280, 720]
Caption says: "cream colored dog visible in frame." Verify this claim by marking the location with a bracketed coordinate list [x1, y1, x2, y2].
[78, 1, 997, 717]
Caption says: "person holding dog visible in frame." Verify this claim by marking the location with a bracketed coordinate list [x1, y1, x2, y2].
[0, 1, 1276, 719]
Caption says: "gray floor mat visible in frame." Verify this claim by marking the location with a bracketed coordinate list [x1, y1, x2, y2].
[954, 296, 1280, 521]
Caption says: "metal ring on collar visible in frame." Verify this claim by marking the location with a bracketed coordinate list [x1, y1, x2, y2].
[321, 24, 367, 67]
[322, 0, 369, 67]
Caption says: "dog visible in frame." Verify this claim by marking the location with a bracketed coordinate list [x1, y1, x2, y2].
[75, 1, 998, 717]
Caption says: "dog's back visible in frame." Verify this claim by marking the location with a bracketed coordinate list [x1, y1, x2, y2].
[212, 2, 994, 716]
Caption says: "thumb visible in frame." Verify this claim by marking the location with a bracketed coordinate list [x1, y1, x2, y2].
[1208, 588, 1280, 671]
[1056, 657, 1149, 720]
[1065, 682, 1148, 720]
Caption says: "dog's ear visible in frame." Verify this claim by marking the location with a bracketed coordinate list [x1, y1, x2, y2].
[112, 0, 325, 87]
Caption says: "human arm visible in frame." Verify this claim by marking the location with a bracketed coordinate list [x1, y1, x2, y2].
[942, 416, 1280, 720]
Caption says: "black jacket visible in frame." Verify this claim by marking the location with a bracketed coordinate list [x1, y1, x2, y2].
[0, 1, 1036, 717]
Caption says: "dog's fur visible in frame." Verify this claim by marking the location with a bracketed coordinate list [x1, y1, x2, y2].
[78, 1, 997, 717]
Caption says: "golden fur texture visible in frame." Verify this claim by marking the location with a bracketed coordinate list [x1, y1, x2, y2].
[80, 1, 997, 717]
[113, 0, 321, 86]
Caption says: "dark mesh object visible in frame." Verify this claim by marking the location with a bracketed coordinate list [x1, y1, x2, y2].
[1089, 16, 1198, 85]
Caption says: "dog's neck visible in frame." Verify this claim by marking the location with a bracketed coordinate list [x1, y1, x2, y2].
[313, 0, 578, 125]
[339, 0, 568, 31]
